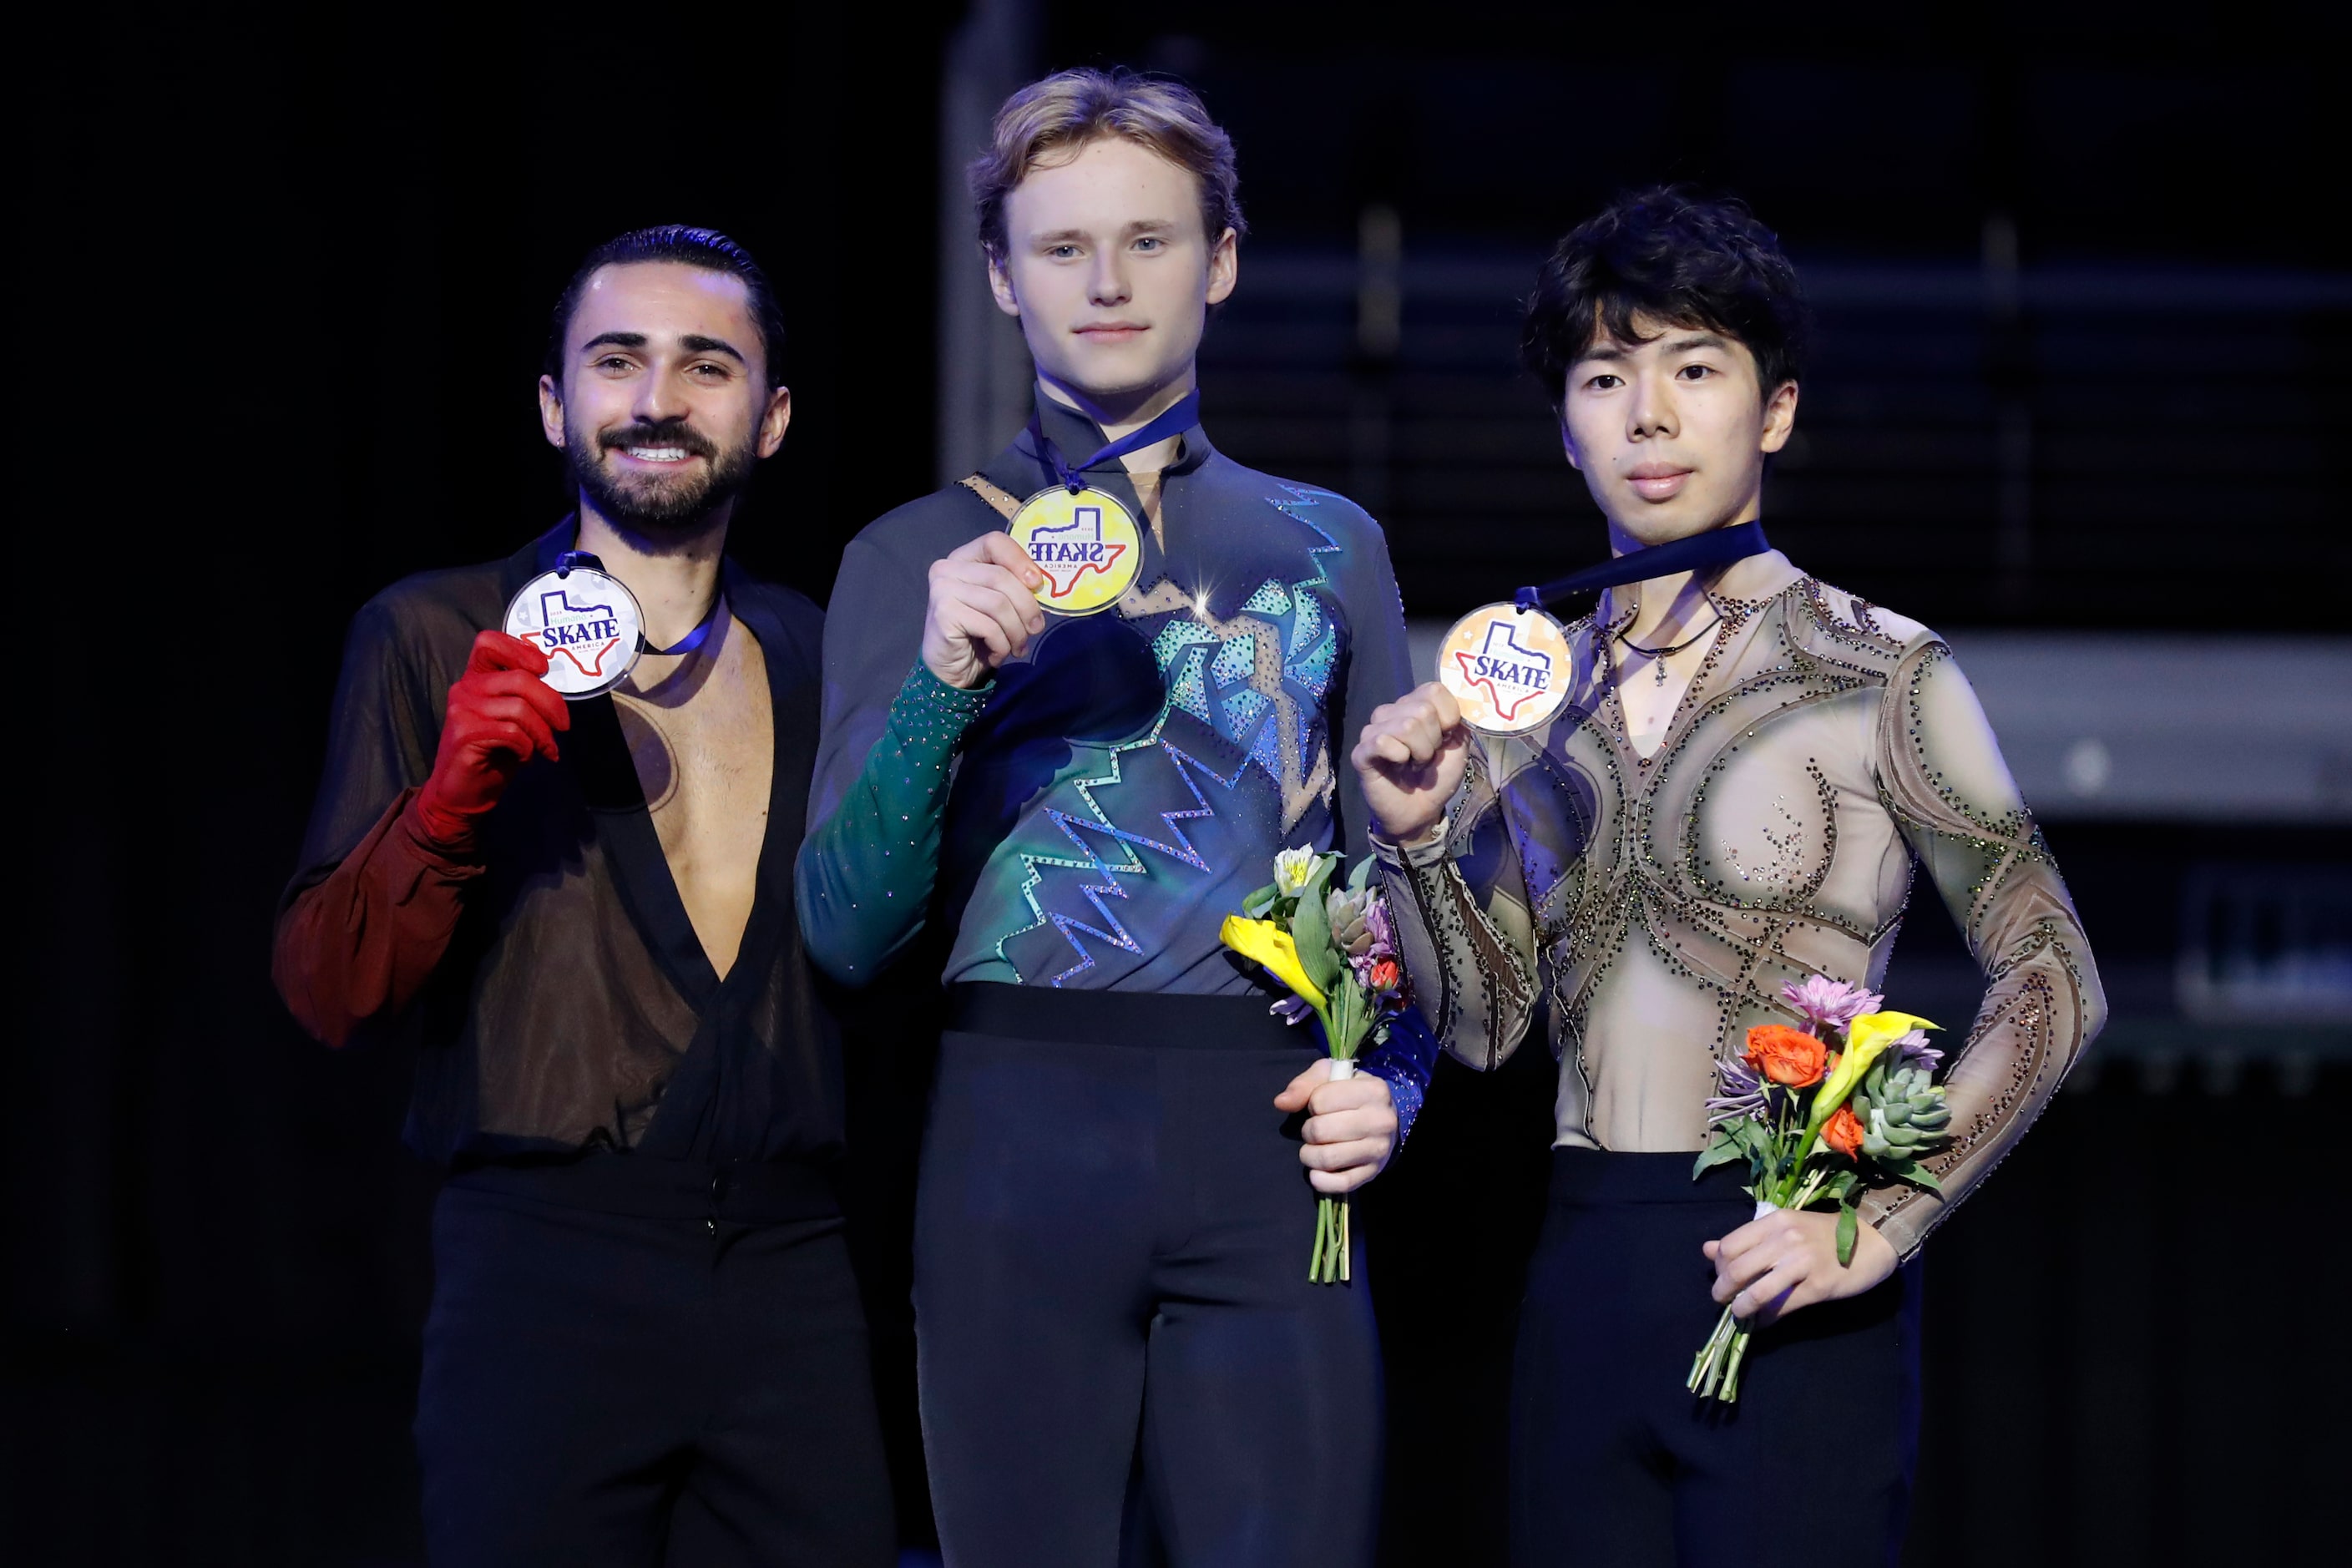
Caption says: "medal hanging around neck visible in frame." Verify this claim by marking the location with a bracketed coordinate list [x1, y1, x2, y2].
[1438, 604, 1576, 735]
[1438, 522, 1778, 735]
[503, 550, 720, 701]
[1004, 389, 1198, 618]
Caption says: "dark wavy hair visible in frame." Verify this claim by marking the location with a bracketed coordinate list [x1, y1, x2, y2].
[1520, 188, 1808, 407]
[546, 225, 787, 387]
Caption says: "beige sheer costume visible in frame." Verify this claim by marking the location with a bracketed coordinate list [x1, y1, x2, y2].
[1376, 551, 2105, 1258]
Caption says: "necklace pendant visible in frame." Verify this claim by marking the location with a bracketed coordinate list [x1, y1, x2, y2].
[1656, 657, 1668, 686]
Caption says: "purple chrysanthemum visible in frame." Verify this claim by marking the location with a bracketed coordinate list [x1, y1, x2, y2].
[1705, 1055, 1770, 1126]
[1890, 1028, 1944, 1071]
[1270, 996, 1314, 1026]
[1782, 974, 1884, 1038]
[1364, 896, 1398, 960]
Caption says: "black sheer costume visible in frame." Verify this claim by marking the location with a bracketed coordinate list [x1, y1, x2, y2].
[276, 518, 894, 1568]
[276, 518, 842, 1166]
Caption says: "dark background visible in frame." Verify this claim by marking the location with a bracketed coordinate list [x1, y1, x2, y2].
[13, 2, 2347, 1563]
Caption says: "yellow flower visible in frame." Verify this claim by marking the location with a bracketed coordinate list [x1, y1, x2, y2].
[1219, 915, 1328, 1009]
[1273, 847, 1319, 897]
[1816, 1011, 1940, 1112]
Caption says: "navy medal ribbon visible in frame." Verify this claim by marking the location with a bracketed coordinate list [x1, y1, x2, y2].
[1513, 521, 1772, 614]
[555, 550, 719, 657]
[1025, 389, 1202, 493]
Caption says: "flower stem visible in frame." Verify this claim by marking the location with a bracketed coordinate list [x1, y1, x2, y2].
[1721, 1323, 1753, 1403]
[1687, 1305, 1736, 1397]
[1687, 1304, 1756, 1404]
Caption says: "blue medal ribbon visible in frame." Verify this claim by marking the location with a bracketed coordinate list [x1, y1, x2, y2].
[555, 550, 721, 657]
[1513, 521, 1773, 615]
[1025, 389, 1202, 493]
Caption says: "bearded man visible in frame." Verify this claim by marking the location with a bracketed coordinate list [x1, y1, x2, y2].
[274, 226, 893, 1567]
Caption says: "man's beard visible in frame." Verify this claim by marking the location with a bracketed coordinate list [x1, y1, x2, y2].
[566, 415, 757, 535]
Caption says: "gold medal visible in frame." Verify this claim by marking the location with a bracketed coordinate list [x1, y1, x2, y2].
[1006, 486, 1144, 616]
[1438, 603, 1575, 735]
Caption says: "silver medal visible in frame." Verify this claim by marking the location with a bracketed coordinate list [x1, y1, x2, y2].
[503, 564, 646, 701]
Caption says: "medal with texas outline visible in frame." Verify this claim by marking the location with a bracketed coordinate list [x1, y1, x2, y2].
[1439, 603, 1575, 735]
[503, 564, 647, 701]
[1005, 487, 1143, 616]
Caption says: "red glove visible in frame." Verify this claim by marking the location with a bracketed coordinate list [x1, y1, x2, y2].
[410, 630, 571, 848]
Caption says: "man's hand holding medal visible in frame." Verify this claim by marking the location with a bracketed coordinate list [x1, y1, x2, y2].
[411, 630, 572, 850]
[922, 532, 1049, 690]
[1352, 684, 1472, 850]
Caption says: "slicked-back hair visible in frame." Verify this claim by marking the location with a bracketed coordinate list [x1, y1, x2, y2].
[1521, 188, 1808, 407]
[546, 225, 788, 387]
[970, 67, 1246, 263]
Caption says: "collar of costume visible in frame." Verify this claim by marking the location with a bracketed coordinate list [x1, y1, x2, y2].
[1514, 521, 1773, 614]
[554, 549, 721, 658]
[1025, 388, 1202, 493]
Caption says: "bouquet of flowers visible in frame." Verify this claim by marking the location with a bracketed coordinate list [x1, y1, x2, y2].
[1687, 975, 1951, 1403]
[1219, 846, 1411, 1283]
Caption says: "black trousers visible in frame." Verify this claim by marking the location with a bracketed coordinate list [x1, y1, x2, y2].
[415, 1156, 894, 1568]
[1510, 1149, 1920, 1568]
[914, 985, 1383, 1568]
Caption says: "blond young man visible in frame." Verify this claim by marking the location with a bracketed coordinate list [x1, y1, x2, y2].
[797, 68, 1429, 1568]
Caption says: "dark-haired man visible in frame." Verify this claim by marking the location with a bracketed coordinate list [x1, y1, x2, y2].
[1354, 190, 2104, 1565]
[275, 227, 892, 1566]
[797, 68, 1427, 1568]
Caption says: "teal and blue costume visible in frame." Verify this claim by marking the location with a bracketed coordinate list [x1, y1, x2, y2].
[797, 394, 1429, 1567]
[797, 394, 1432, 1115]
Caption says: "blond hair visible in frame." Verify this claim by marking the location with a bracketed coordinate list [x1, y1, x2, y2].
[970, 68, 1246, 262]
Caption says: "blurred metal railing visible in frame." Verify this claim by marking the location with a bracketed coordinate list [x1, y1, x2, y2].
[1199, 227, 2352, 629]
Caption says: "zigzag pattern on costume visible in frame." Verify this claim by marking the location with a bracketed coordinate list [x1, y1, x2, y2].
[1267, 481, 1344, 598]
[1020, 730, 1257, 986]
[997, 483, 1355, 986]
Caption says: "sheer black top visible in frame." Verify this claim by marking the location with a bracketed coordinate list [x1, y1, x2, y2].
[279, 521, 842, 1167]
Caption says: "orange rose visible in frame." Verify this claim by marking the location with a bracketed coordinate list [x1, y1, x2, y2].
[1369, 959, 1402, 992]
[1744, 1024, 1829, 1088]
[1823, 1105, 1866, 1160]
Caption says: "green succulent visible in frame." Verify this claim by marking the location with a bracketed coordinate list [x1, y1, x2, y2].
[1325, 888, 1374, 959]
[1852, 1058, 1951, 1162]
